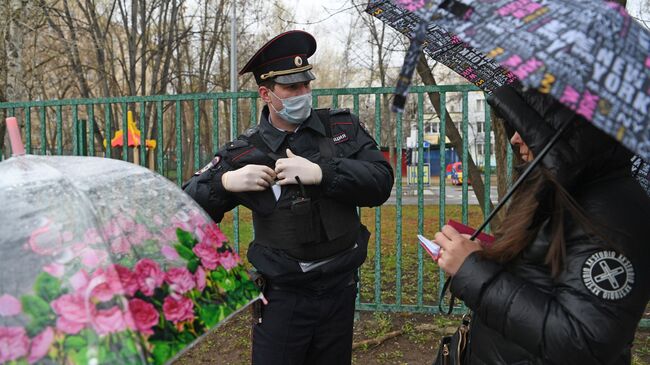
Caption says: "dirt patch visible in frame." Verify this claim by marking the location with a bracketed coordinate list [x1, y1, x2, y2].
[172, 310, 650, 365]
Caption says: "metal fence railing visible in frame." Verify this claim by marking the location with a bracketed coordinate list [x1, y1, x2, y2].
[2, 86, 645, 327]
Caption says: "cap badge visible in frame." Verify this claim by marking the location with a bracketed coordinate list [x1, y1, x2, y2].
[294, 56, 303, 67]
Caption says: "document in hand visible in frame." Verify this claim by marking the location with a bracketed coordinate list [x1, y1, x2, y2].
[417, 234, 441, 261]
[417, 221, 496, 263]
[447, 219, 496, 246]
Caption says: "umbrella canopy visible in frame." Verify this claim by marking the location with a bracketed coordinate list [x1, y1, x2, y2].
[0, 155, 259, 365]
[366, 0, 516, 112]
[369, 0, 650, 161]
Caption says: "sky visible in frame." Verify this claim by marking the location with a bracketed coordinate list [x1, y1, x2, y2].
[283, 1, 372, 65]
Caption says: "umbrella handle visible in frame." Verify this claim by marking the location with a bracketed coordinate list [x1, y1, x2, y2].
[6, 117, 26, 156]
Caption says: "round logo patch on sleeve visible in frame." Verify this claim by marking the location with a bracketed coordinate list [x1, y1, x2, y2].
[582, 251, 635, 301]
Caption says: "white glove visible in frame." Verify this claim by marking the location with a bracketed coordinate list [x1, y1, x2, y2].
[275, 149, 323, 186]
[221, 164, 276, 192]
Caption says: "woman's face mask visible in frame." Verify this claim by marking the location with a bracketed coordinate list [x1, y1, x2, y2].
[269, 90, 313, 125]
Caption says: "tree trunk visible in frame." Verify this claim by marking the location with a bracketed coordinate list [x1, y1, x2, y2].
[416, 54, 497, 225]
[4, 0, 31, 156]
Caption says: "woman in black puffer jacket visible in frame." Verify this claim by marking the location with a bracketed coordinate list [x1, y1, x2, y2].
[434, 85, 650, 365]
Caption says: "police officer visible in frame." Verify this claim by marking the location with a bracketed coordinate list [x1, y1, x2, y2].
[183, 30, 394, 365]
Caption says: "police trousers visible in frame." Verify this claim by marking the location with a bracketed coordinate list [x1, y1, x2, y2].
[251, 281, 357, 365]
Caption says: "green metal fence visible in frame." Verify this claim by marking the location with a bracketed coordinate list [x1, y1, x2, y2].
[2, 86, 646, 327]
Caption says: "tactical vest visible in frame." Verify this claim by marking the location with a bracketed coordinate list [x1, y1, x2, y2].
[247, 109, 361, 261]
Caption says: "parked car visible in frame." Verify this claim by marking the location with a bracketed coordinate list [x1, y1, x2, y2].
[446, 161, 470, 185]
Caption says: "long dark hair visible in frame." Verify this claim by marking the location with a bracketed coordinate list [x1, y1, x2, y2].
[482, 165, 606, 277]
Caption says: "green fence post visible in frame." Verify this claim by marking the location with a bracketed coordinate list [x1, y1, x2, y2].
[72, 105, 79, 156]
[374, 93, 383, 306]
[417, 92, 425, 307]
[353, 93, 361, 308]
[156, 101, 163, 174]
[250, 96, 258, 127]
[105, 104, 112, 159]
[438, 92, 447, 297]
[462, 92, 469, 225]
[88, 105, 95, 157]
[175, 100, 182, 186]
[140, 101, 146, 167]
[56, 105, 63, 155]
[212, 99, 219, 155]
[25, 107, 31, 154]
[40, 106, 46, 156]
[484, 99, 492, 232]
[231, 96, 240, 252]
[80, 119, 87, 156]
[193, 99, 200, 171]
[122, 102, 129, 161]
[396, 111, 403, 306]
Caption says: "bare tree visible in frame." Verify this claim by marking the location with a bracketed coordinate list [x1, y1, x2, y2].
[351, 0, 406, 170]
[416, 54, 497, 224]
[2, 0, 43, 156]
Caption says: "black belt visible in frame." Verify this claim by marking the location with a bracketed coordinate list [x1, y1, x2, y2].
[268, 272, 357, 297]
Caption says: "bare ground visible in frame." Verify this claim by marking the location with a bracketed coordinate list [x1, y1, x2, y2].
[173, 309, 650, 365]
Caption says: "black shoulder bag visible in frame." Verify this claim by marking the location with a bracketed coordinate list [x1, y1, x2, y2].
[432, 277, 471, 365]
[432, 312, 471, 365]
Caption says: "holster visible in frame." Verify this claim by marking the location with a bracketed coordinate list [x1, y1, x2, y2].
[250, 271, 266, 325]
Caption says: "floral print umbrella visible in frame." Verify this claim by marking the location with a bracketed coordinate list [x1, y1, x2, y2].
[0, 155, 259, 365]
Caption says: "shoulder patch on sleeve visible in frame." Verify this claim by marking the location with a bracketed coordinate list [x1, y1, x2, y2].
[581, 250, 635, 301]
[194, 156, 221, 176]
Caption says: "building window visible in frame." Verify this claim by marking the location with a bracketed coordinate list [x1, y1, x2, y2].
[476, 122, 484, 134]
[477, 143, 485, 156]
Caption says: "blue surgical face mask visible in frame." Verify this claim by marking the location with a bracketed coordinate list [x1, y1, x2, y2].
[269, 90, 313, 125]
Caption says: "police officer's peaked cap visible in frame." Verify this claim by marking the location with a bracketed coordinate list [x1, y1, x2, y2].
[239, 30, 317, 85]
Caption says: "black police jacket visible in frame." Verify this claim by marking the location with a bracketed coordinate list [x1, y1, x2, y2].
[452, 87, 650, 364]
[183, 106, 394, 289]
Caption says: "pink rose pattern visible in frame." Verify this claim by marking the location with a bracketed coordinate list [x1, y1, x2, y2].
[219, 251, 240, 271]
[165, 267, 196, 297]
[162, 297, 195, 324]
[134, 259, 164, 296]
[43, 263, 65, 278]
[127, 298, 159, 335]
[5, 216, 249, 363]
[112, 264, 139, 296]
[27, 327, 54, 364]
[0, 326, 29, 363]
[51, 294, 95, 334]
[195, 266, 207, 292]
[192, 243, 219, 270]
[197, 223, 225, 248]
[92, 307, 127, 335]
[0, 294, 21, 317]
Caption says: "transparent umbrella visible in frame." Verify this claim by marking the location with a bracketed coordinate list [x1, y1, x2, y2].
[0, 152, 259, 365]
